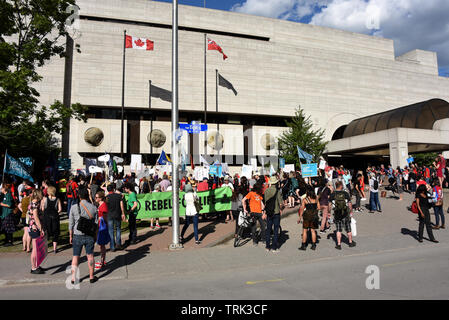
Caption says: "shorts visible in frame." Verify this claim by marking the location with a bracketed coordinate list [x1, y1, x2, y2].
[72, 234, 95, 256]
[335, 217, 351, 233]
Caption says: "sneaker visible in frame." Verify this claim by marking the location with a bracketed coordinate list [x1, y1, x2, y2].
[155, 225, 161, 230]
[30, 268, 45, 274]
[272, 249, 280, 253]
[349, 241, 356, 247]
[95, 262, 103, 270]
[369, 211, 374, 213]
[149, 226, 155, 230]
[253, 242, 258, 247]
[195, 240, 201, 245]
[90, 276, 99, 284]
[335, 244, 342, 250]
[265, 248, 271, 252]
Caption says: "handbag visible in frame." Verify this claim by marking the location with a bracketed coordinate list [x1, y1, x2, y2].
[28, 227, 41, 239]
[194, 196, 203, 213]
[351, 218, 357, 236]
[76, 202, 97, 238]
[96, 217, 111, 245]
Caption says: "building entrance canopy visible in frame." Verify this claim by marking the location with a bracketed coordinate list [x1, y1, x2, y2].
[326, 99, 449, 168]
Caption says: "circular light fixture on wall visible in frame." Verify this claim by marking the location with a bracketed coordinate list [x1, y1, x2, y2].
[207, 131, 224, 151]
[261, 133, 276, 150]
[84, 127, 104, 147]
[148, 129, 166, 148]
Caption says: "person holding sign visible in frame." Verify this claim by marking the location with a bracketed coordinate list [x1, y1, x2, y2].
[28, 189, 45, 274]
[180, 184, 201, 245]
[124, 183, 138, 245]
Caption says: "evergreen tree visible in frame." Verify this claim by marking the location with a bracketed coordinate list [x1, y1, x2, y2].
[278, 106, 327, 168]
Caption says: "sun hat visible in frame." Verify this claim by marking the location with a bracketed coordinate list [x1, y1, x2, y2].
[269, 176, 279, 185]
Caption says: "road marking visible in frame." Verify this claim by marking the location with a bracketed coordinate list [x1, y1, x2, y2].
[381, 258, 427, 268]
[246, 279, 284, 285]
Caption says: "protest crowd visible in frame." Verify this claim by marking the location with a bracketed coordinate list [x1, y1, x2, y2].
[1, 152, 448, 283]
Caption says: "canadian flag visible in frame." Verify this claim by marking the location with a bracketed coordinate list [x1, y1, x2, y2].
[125, 35, 154, 51]
[208, 38, 227, 60]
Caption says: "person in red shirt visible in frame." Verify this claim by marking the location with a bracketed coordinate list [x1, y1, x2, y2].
[66, 177, 79, 219]
[197, 177, 209, 192]
[95, 190, 108, 270]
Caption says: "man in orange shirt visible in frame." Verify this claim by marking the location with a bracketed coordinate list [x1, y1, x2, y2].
[242, 183, 266, 246]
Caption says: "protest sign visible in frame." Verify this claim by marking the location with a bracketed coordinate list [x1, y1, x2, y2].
[283, 164, 295, 173]
[301, 163, 318, 177]
[241, 165, 253, 178]
[35, 235, 48, 268]
[124, 187, 233, 219]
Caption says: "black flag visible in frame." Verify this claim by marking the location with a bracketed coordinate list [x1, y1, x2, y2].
[150, 84, 172, 102]
[218, 73, 237, 96]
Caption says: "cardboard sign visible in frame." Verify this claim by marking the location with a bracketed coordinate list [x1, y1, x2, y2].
[35, 235, 48, 268]
[283, 164, 295, 173]
[241, 165, 253, 178]
[301, 163, 318, 177]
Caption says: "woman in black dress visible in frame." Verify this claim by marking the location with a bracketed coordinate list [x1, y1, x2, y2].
[415, 184, 438, 243]
[298, 189, 320, 251]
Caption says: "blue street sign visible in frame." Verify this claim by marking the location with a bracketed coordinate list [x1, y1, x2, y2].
[179, 121, 208, 134]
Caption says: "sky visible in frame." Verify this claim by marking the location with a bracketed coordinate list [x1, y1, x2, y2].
[154, 0, 449, 77]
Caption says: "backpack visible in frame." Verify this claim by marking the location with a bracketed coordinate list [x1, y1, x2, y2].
[373, 179, 379, 191]
[45, 197, 59, 219]
[332, 170, 338, 179]
[265, 189, 279, 217]
[67, 182, 74, 197]
[411, 200, 419, 214]
[333, 191, 349, 220]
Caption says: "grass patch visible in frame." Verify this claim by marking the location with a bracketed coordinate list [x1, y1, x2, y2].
[0, 218, 171, 253]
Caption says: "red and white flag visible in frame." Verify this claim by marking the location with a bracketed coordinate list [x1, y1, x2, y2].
[125, 35, 154, 51]
[208, 38, 227, 60]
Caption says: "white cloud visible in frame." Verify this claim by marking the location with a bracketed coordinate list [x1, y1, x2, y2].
[230, 0, 449, 70]
[310, 0, 449, 68]
[230, 0, 296, 19]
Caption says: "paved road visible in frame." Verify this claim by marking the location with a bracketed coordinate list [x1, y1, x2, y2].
[1, 192, 448, 300]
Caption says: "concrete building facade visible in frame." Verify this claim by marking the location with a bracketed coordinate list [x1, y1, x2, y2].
[33, 0, 449, 171]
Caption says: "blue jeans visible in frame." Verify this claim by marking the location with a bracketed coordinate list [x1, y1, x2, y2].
[369, 192, 381, 211]
[181, 214, 199, 241]
[434, 206, 445, 226]
[265, 213, 280, 250]
[67, 198, 78, 219]
[108, 218, 122, 250]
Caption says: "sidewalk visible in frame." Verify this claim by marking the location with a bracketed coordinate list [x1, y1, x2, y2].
[0, 206, 300, 287]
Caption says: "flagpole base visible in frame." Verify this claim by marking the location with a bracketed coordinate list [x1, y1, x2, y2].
[169, 243, 184, 251]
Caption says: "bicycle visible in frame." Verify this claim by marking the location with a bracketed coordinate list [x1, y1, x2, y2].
[234, 212, 283, 247]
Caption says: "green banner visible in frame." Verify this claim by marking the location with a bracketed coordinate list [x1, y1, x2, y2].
[124, 187, 233, 219]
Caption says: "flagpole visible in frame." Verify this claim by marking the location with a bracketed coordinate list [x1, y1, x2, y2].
[204, 33, 207, 161]
[120, 30, 127, 159]
[2, 149, 7, 185]
[149, 80, 153, 155]
[170, 0, 182, 250]
[216, 69, 220, 160]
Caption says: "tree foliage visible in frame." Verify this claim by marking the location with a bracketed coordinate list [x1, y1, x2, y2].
[0, 0, 87, 173]
[411, 152, 439, 167]
[278, 106, 328, 168]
